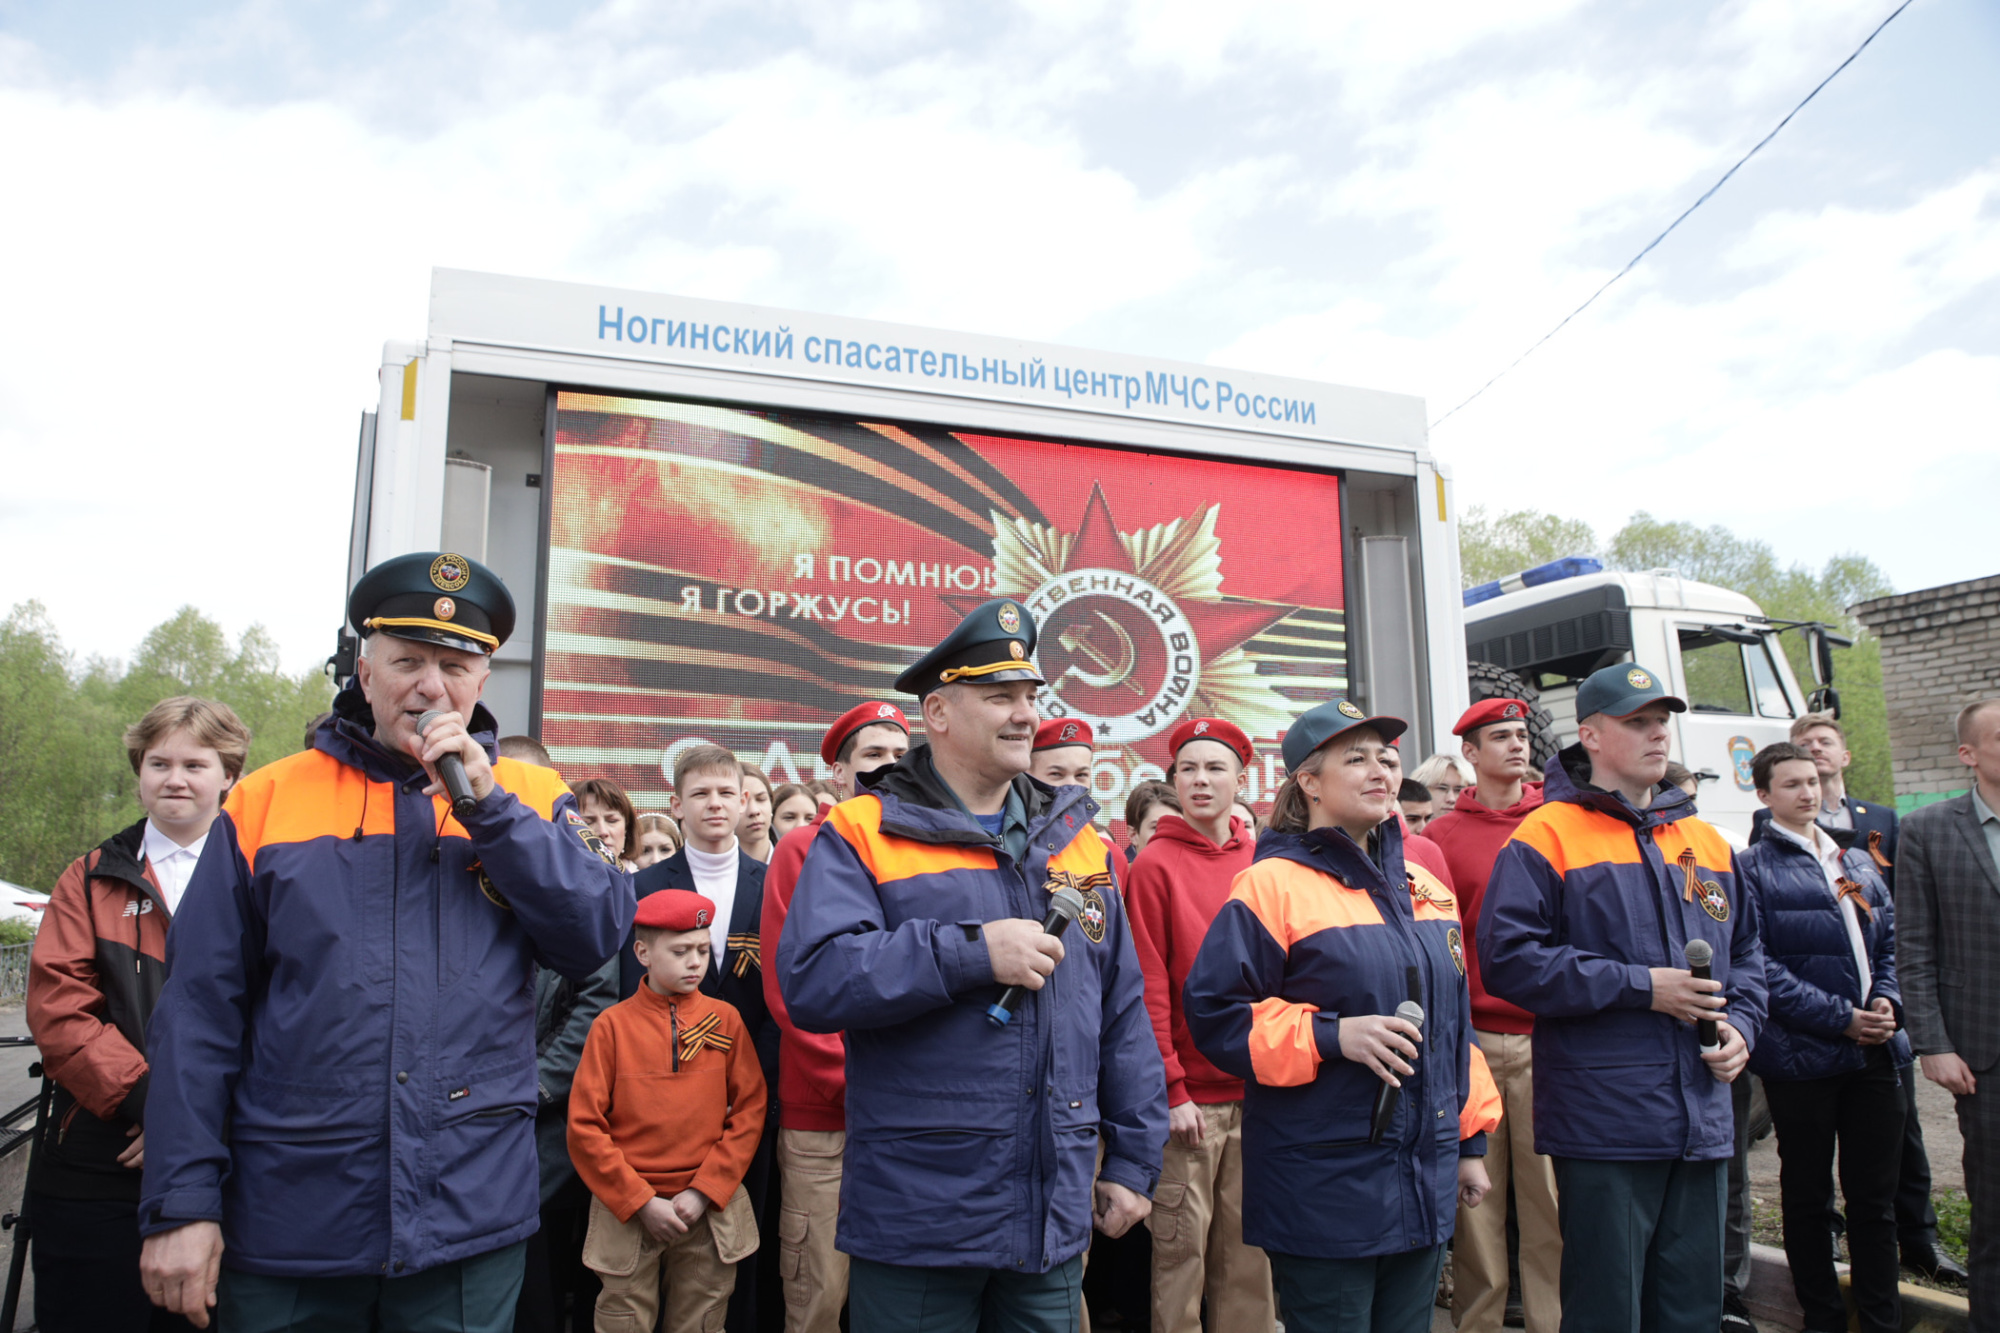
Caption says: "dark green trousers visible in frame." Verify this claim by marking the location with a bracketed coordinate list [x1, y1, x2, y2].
[215, 1241, 526, 1333]
[1553, 1157, 1726, 1333]
[847, 1254, 1082, 1333]
[1267, 1244, 1445, 1333]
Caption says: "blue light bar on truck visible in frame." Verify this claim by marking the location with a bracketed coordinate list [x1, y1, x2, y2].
[1463, 555, 1604, 607]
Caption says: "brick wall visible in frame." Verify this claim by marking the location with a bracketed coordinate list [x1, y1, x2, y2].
[1852, 573, 2000, 809]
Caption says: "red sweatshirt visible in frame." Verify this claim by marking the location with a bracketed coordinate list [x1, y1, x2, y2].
[1125, 813, 1254, 1107]
[1422, 783, 1545, 1035]
[759, 820, 847, 1132]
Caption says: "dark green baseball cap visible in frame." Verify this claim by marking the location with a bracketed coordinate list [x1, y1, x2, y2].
[1575, 662, 1687, 722]
[1281, 698, 1406, 772]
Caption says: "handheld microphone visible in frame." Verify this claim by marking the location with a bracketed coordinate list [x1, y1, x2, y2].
[416, 711, 479, 818]
[1684, 938, 1719, 1053]
[1368, 1000, 1426, 1144]
[986, 887, 1087, 1028]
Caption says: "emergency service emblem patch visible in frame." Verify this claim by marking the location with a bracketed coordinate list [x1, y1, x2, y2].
[1447, 927, 1465, 976]
[998, 603, 1022, 634]
[1698, 880, 1731, 923]
[566, 809, 614, 865]
[469, 859, 511, 911]
[430, 554, 471, 592]
[1078, 889, 1107, 944]
[434, 596, 457, 621]
[1627, 667, 1653, 690]
[1338, 700, 1365, 720]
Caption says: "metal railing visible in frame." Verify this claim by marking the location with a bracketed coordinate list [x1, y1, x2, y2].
[0, 946, 26, 1005]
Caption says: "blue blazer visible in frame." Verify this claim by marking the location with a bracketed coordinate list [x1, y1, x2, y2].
[1751, 795, 1899, 893]
[626, 847, 778, 1087]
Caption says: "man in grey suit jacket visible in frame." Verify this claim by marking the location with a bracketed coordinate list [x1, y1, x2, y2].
[1899, 697, 2000, 1330]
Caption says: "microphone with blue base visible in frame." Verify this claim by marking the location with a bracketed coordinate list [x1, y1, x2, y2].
[986, 887, 1087, 1028]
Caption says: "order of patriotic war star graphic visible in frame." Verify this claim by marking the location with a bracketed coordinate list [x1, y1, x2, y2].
[948, 482, 1300, 756]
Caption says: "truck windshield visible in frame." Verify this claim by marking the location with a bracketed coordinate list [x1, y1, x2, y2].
[1678, 629, 1752, 714]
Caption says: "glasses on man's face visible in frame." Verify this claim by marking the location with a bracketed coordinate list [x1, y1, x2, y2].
[1430, 782, 1467, 804]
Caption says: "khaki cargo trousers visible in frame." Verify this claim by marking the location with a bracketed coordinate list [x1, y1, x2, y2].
[1146, 1101, 1275, 1333]
[1453, 1030, 1562, 1333]
[584, 1186, 758, 1333]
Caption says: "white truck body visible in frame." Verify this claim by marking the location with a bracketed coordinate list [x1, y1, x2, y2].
[1464, 569, 1815, 840]
[346, 268, 1469, 828]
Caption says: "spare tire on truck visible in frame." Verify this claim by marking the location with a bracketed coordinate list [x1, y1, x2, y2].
[1466, 661, 1562, 771]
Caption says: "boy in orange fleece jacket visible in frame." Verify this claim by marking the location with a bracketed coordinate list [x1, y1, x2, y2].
[569, 889, 768, 1333]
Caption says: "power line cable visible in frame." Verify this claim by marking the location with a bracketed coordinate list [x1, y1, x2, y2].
[1429, 0, 1915, 430]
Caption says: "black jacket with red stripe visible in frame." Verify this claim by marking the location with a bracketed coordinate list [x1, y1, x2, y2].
[26, 820, 170, 1200]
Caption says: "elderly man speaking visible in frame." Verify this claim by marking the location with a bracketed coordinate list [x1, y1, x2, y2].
[137, 553, 634, 1333]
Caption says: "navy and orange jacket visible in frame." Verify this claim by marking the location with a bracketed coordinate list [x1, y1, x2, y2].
[27, 820, 169, 1201]
[1184, 818, 1500, 1260]
[1478, 745, 1767, 1162]
[1424, 783, 1545, 1035]
[778, 745, 1167, 1273]
[140, 687, 635, 1277]
[567, 984, 767, 1221]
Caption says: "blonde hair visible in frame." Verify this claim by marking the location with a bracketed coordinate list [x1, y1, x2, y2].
[124, 697, 252, 779]
[635, 811, 681, 852]
[1790, 712, 1845, 745]
[1411, 753, 1474, 788]
[672, 744, 741, 794]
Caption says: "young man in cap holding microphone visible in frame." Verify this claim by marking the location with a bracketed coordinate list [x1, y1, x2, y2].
[1125, 717, 1275, 1333]
[1479, 664, 1766, 1333]
[138, 553, 634, 1332]
[1423, 699, 1558, 1333]
[779, 599, 1167, 1333]
[758, 700, 909, 1333]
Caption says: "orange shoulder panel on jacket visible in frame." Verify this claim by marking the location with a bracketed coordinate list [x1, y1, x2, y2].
[1654, 817, 1734, 873]
[1048, 825, 1115, 882]
[1408, 865, 1460, 923]
[434, 757, 570, 839]
[1508, 802, 1643, 876]
[1460, 1039, 1502, 1140]
[1229, 857, 1384, 951]
[825, 796, 996, 885]
[226, 749, 393, 870]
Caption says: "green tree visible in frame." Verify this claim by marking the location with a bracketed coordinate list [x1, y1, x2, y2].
[1458, 506, 1600, 585]
[0, 604, 333, 892]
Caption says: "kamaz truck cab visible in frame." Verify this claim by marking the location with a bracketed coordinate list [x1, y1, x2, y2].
[1462, 559, 1849, 841]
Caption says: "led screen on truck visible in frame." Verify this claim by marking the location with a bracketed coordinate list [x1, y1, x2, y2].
[542, 391, 1348, 832]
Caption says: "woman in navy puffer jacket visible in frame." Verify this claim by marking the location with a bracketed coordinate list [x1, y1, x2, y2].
[1741, 743, 1908, 1333]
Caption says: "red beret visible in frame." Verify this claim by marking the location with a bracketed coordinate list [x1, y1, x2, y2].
[820, 701, 910, 766]
[634, 889, 716, 933]
[1454, 698, 1530, 736]
[1033, 718, 1095, 752]
[1167, 717, 1253, 767]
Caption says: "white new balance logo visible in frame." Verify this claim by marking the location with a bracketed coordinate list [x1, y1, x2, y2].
[121, 899, 155, 917]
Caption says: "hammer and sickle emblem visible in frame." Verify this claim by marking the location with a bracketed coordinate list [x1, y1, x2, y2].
[1059, 611, 1143, 696]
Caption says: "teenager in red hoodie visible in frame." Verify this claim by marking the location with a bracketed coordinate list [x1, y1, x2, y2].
[1422, 699, 1558, 1333]
[1126, 718, 1276, 1333]
[757, 702, 908, 1333]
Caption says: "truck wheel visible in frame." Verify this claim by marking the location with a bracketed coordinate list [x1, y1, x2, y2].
[1466, 662, 1562, 771]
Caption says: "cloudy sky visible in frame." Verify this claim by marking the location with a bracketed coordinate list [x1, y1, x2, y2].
[2, 0, 1994, 671]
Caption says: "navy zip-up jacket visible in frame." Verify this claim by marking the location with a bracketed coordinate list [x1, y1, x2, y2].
[140, 687, 634, 1276]
[1184, 818, 1500, 1259]
[778, 745, 1167, 1272]
[1479, 745, 1767, 1162]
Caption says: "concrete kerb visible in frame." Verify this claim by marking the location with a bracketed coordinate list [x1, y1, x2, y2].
[1747, 1242, 1969, 1333]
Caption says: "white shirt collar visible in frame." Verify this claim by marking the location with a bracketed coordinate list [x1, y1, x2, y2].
[141, 819, 207, 865]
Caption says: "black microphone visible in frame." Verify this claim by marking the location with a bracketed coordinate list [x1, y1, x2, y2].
[416, 711, 479, 818]
[1685, 939, 1719, 1053]
[1368, 999, 1426, 1144]
[986, 887, 1087, 1028]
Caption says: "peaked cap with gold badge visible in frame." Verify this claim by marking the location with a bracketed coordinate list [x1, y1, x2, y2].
[348, 551, 517, 657]
[893, 598, 1045, 697]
